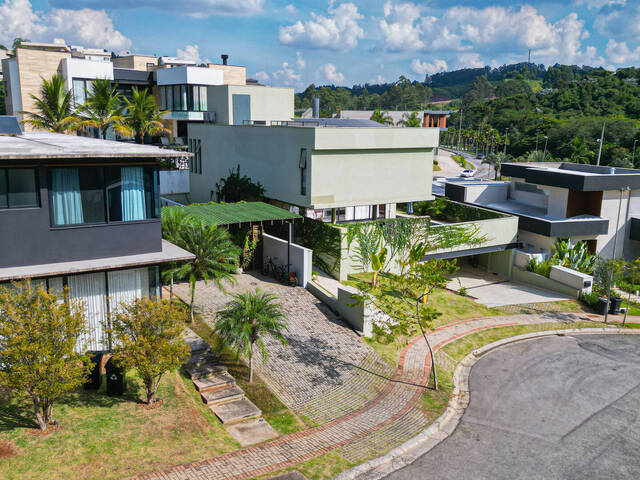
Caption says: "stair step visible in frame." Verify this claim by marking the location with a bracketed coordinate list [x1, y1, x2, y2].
[185, 362, 227, 380]
[185, 348, 219, 367]
[193, 373, 236, 393]
[212, 398, 261, 425]
[201, 385, 244, 406]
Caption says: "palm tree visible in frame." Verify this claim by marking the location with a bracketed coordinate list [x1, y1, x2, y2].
[175, 219, 240, 321]
[214, 289, 288, 383]
[124, 87, 170, 144]
[19, 74, 76, 132]
[483, 152, 508, 180]
[401, 111, 422, 127]
[568, 136, 592, 164]
[370, 109, 393, 125]
[76, 78, 131, 139]
[161, 207, 192, 302]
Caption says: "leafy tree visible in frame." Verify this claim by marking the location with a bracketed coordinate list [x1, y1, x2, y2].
[19, 74, 77, 132]
[108, 298, 190, 405]
[370, 109, 393, 125]
[567, 136, 592, 164]
[0, 280, 90, 430]
[618, 258, 640, 326]
[124, 87, 169, 143]
[214, 289, 288, 382]
[160, 207, 192, 301]
[76, 78, 131, 139]
[174, 219, 240, 321]
[215, 165, 265, 202]
[12, 37, 29, 50]
[401, 111, 422, 127]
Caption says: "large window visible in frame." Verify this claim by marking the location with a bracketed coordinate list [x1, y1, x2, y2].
[160, 85, 208, 111]
[0, 168, 39, 209]
[50, 166, 158, 227]
[72, 78, 94, 106]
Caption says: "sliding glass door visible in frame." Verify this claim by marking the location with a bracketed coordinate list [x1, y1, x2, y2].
[68, 272, 108, 351]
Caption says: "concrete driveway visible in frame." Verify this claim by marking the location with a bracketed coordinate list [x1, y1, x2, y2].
[448, 267, 570, 307]
[386, 334, 640, 480]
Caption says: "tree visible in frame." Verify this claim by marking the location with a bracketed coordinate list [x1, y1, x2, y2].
[401, 111, 422, 127]
[124, 87, 169, 143]
[619, 258, 640, 326]
[76, 78, 131, 139]
[483, 152, 508, 179]
[175, 219, 240, 321]
[0, 280, 90, 430]
[161, 207, 192, 302]
[215, 289, 288, 383]
[214, 165, 265, 202]
[370, 109, 393, 125]
[12, 37, 29, 50]
[19, 74, 77, 132]
[108, 298, 190, 405]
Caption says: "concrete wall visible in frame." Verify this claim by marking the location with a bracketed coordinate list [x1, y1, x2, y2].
[624, 188, 640, 260]
[112, 55, 157, 71]
[159, 170, 189, 195]
[207, 64, 246, 85]
[2, 58, 21, 115]
[509, 182, 548, 209]
[306, 281, 373, 337]
[597, 189, 632, 258]
[461, 183, 509, 205]
[205, 85, 294, 126]
[262, 233, 312, 287]
[61, 58, 113, 91]
[543, 186, 569, 218]
[156, 66, 223, 86]
[512, 267, 581, 297]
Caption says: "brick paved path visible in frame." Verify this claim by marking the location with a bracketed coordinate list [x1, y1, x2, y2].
[131, 308, 591, 480]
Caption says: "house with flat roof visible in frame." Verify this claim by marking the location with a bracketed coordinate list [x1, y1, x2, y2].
[442, 162, 640, 260]
[337, 110, 453, 129]
[0, 120, 194, 350]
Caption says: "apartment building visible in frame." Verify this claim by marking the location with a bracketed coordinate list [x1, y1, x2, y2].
[0, 119, 193, 351]
[442, 162, 640, 260]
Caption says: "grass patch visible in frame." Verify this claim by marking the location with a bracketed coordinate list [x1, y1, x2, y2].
[252, 450, 356, 480]
[190, 310, 307, 435]
[0, 369, 238, 480]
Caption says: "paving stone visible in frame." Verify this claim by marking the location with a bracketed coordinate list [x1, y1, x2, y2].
[226, 418, 280, 447]
[212, 398, 261, 425]
[186, 348, 219, 367]
[266, 472, 308, 480]
[201, 385, 245, 406]
[193, 373, 236, 393]
[183, 328, 210, 353]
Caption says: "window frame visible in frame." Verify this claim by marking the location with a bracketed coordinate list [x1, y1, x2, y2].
[0, 167, 40, 210]
[161, 84, 209, 112]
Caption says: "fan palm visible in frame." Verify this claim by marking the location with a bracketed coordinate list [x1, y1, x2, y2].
[76, 78, 132, 139]
[214, 289, 288, 382]
[124, 87, 170, 144]
[19, 74, 77, 132]
[483, 152, 508, 180]
[161, 207, 192, 302]
[401, 111, 422, 127]
[175, 219, 240, 321]
[370, 109, 393, 125]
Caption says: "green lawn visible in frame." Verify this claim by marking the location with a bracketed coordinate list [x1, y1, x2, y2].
[0, 370, 239, 480]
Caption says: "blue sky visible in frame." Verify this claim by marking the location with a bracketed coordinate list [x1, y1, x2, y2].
[2, 0, 640, 90]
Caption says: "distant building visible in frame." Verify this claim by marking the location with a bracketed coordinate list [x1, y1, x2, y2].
[337, 110, 452, 129]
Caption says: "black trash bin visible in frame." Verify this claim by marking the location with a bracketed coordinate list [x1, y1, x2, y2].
[609, 296, 623, 315]
[597, 297, 609, 316]
[105, 357, 126, 396]
[83, 351, 103, 390]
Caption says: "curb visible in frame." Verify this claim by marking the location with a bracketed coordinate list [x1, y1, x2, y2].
[333, 327, 640, 480]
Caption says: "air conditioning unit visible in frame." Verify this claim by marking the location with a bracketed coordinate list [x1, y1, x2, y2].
[203, 111, 216, 123]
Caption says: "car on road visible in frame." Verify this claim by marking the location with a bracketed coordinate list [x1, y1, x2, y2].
[460, 169, 475, 178]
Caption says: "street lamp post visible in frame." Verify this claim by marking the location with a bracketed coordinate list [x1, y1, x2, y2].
[604, 186, 630, 323]
[633, 139, 638, 165]
[596, 121, 606, 166]
[542, 135, 549, 161]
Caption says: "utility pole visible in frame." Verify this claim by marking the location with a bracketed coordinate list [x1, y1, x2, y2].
[503, 128, 509, 155]
[604, 186, 629, 323]
[596, 121, 606, 166]
[543, 135, 549, 160]
[457, 109, 463, 152]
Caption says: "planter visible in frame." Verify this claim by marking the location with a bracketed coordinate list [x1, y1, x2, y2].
[609, 296, 623, 315]
[596, 297, 609, 316]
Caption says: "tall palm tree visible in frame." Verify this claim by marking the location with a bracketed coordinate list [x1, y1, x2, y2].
[483, 152, 508, 180]
[161, 207, 192, 302]
[175, 219, 240, 321]
[370, 109, 393, 125]
[76, 78, 131, 139]
[401, 111, 422, 127]
[19, 74, 76, 133]
[214, 289, 288, 383]
[124, 87, 170, 144]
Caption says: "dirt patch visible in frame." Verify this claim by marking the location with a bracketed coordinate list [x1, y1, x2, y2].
[0, 439, 15, 458]
[27, 424, 62, 437]
[137, 399, 164, 410]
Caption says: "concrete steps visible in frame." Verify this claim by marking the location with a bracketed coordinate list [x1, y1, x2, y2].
[201, 385, 245, 406]
[193, 372, 236, 393]
[212, 397, 262, 425]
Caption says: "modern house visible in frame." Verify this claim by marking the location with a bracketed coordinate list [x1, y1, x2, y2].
[0, 119, 194, 351]
[442, 162, 640, 260]
[337, 110, 452, 129]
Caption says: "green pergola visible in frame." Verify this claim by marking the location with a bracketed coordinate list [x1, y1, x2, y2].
[169, 201, 301, 227]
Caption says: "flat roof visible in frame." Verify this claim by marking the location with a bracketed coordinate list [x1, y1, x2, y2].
[170, 202, 301, 226]
[0, 240, 194, 282]
[0, 132, 191, 159]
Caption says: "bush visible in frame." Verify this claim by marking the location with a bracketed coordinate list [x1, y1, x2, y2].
[580, 290, 601, 310]
[526, 258, 552, 277]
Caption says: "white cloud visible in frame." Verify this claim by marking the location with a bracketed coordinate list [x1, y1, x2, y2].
[594, 2, 640, 42]
[410, 58, 447, 76]
[50, 0, 264, 17]
[456, 53, 484, 69]
[605, 39, 640, 64]
[278, 2, 364, 52]
[253, 71, 270, 83]
[322, 63, 344, 84]
[0, 0, 131, 50]
[379, 1, 423, 51]
[573, 0, 626, 9]
[176, 44, 203, 63]
[284, 4, 297, 15]
[370, 74, 385, 84]
[271, 61, 303, 88]
[295, 51, 306, 69]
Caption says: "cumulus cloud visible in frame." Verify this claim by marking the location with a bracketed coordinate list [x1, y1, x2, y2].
[594, 2, 640, 42]
[0, 0, 131, 50]
[456, 52, 484, 69]
[284, 4, 297, 15]
[271, 61, 303, 88]
[605, 39, 640, 64]
[253, 71, 270, 83]
[49, 0, 264, 17]
[573, 0, 626, 9]
[176, 44, 204, 63]
[278, 2, 364, 52]
[410, 58, 447, 76]
[379, 0, 423, 51]
[322, 63, 344, 84]
[296, 51, 306, 69]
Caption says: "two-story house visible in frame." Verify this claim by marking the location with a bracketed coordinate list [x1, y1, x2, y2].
[0, 121, 194, 351]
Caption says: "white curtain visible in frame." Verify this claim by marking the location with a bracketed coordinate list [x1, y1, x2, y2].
[354, 205, 372, 220]
[68, 272, 108, 351]
[107, 268, 149, 314]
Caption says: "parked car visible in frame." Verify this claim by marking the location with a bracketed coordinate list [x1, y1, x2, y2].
[460, 169, 476, 178]
[475, 153, 485, 160]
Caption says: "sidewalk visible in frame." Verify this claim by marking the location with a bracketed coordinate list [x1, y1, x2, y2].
[130, 313, 586, 480]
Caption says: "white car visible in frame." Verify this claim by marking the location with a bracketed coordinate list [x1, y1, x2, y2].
[460, 169, 475, 178]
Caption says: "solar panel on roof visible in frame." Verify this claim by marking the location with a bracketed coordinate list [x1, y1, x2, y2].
[0, 116, 22, 135]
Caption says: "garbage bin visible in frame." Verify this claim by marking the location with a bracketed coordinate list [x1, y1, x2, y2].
[597, 297, 609, 316]
[105, 357, 126, 396]
[83, 351, 103, 390]
[609, 296, 623, 315]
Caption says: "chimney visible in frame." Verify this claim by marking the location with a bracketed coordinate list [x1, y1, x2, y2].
[221, 54, 229, 65]
[312, 97, 320, 118]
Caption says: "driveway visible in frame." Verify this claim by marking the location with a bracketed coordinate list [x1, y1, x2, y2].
[386, 334, 640, 480]
[448, 267, 570, 307]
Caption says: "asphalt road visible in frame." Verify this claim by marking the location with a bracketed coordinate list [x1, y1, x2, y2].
[439, 148, 493, 180]
[386, 334, 640, 480]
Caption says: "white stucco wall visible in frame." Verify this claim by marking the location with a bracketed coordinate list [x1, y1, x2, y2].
[159, 170, 189, 195]
[262, 233, 312, 287]
[462, 183, 509, 204]
[624, 188, 640, 259]
[543, 186, 569, 218]
[61, 58, 113, 91]
[205, 84, 294, 126]
[156, 66, 223, 86]
[597, 188, 632, 258]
